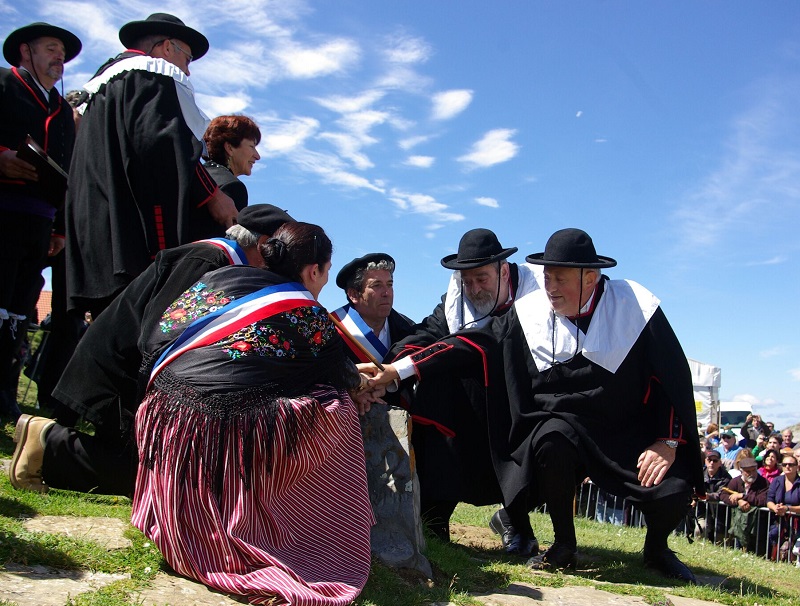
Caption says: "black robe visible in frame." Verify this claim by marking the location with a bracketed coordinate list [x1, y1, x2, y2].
[191, 161, 248, 240]
[66, 51, 220, 311]
[403, 277, 705, 510]
[53, 240, 246, 432]
[0, 66, 75, 218]
[388, 263, 524, 506]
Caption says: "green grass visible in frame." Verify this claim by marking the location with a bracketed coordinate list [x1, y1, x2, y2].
[2, 410, 800, 605]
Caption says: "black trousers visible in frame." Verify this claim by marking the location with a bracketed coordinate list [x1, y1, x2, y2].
[533, 425, 689, 551]
[42, 418, 137, 497]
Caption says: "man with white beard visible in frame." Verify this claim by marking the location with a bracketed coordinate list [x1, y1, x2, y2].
[389, 228, 542, 555]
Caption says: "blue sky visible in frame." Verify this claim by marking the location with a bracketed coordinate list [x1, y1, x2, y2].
[5, 1, 800, 429]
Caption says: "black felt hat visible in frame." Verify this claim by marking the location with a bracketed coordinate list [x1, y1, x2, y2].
[3, 23, 82, 66]
[119, 13, 209, 60]
[525, 228, 616, 269]
[440, 228, 517, 270]
[236, 204, 294, 237]
[336, 253, 395, 289]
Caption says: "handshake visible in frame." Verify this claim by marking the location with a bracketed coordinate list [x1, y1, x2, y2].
[347, 363, 401, 415]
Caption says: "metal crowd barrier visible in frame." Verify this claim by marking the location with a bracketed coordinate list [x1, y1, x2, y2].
[573, 480, 799, 564]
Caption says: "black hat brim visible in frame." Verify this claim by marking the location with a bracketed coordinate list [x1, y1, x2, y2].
[524, 253, 617, 269]
[4, 23, 82, 66]
[119, 17, 209, 60]
[441, 247, 517, 270]
[336, 253, 395, 289]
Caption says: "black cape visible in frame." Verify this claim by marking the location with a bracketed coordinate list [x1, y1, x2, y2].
[66, 52, 221, 310]
[53, 240, 244, 430]
[388, 263, 524, 506]
[404, 278, 704, 510]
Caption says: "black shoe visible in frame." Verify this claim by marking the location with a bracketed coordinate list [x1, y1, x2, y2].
[489, 509, 538, 556]
[643, 548, 696, 584]
[526, 543, 577, 570]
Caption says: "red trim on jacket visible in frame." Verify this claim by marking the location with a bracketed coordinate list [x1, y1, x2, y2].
[195, 163, 218, 207]
[153, 206, 166, 252]
[455, 335, 489, 387]
[11, 67, 64, 152]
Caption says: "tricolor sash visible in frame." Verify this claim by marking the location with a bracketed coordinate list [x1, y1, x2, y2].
[196, 238, 248, 265]
[515, 278, 660, 374]
[149, 282, 318, 386]
[330, 304, 388, 363]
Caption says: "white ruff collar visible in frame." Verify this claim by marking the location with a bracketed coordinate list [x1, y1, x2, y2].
[444, 263, 543, 333]
[514, 279, 660, 373]
[82, 55, 209, 143]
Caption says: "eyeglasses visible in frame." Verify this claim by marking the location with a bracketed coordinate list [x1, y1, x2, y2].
[781, 462, 798, 468]
[169, 39, 193, 63]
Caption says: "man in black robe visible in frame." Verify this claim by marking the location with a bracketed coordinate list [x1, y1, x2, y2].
[367, 228, 703, 582]
[389, 229, 542, 554]
[9, 204, 293, 496]
[66, 13, 238, 319]
[0, 22, 81, 419]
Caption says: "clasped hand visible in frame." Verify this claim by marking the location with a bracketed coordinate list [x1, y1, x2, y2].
[348, 373, 387, 416]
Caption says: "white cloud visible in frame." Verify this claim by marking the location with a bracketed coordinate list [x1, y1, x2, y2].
[457, 128, 519, 169]
[475, 196, 499, 208]
[759, 346, 788, 358]
[260, 116, 319, 153]
[318, 132, 374, 170]
[196, 92, 251, 117]
[594, 138, 607, 143]
[791, 368, 800, 381]
[388, 188, 464, 223]
[431, 89, 473, 120]
[398, 135, 431, 150]
[404, 155, 435, 168]
[745, 255, 787, 267]
[273, 38, 360, 79]
[576, 110, 583, 118]
[382, 33, 431, 64]
[313, 90, 385, 114]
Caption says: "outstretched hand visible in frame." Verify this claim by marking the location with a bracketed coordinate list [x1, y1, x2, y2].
[637, 441, 676, 487]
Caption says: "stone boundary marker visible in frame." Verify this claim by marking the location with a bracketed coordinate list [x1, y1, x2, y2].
[0, 515, 721, 606]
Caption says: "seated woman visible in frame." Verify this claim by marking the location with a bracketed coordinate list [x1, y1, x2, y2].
[131, 222, 377, 605]
[759, 449, 782, 484]
[766, 454, 800, 561]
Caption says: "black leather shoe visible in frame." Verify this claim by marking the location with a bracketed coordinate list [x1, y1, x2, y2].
[489, 510, 538, 556]
[643, 548, 696, 584]
[526, 542, 577, 570]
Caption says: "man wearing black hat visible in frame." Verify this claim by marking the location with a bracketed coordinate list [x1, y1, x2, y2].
[367, 228, 703, 582]
[387, 228, 542, 554]
[0, 22, 82, 419]
[9, 204, 293, 496]
[65, 13, 239, 320]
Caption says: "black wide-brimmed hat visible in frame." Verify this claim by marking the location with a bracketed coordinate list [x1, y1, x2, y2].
[336, 253, 395, 289]
[441, 228, 517, 270]
[119, 13, 209, 60]
[525, 228, 616, 268]
[236, 204, 294, 237]
[3, 22, 82, 66]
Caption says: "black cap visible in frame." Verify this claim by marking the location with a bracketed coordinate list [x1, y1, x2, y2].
[526, 228, 616, 268]
[119, 13, 209, 60]
[3, 23, 82, 66]
[336, 253, 395, 290]
[236, 204, 294, 237]
[440, 228, 517, 270]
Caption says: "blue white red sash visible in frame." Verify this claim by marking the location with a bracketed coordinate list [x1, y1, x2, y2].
[149, 282, 317, 386]
[330, 304, 388, 363]
[515, 278, 660, 374]
[196, 238, 249, 265]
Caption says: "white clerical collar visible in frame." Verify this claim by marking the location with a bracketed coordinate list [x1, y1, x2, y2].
[515, 278, 660, 374]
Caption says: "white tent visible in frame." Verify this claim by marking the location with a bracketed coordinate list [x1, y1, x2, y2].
[688, 358, 721, 429]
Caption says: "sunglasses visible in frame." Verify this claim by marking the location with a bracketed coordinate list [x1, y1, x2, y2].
[781, 462, 798, 468]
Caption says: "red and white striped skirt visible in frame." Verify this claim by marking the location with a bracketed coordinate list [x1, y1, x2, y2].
[131, 384, 374, 605]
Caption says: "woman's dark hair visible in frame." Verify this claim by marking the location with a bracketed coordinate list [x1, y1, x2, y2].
[763, 449, 779, 465]
[203, 115, 261, 165]
[260, 222, 332, 282]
